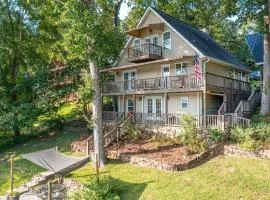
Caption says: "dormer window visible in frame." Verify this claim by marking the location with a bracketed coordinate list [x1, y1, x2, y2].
[145, 35, 159, 45]
[163, 31, 171, 49]
[153, 36, 159, 45]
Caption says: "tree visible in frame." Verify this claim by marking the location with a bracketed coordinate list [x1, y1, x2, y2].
[261, 0, 270, 115]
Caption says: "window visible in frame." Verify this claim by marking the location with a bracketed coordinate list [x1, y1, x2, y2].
[147, 99, 153, 114]
[153, 36, 159, 45]
[176, 62, 189, 75]
[162, 65, 170, 77]
[237, 71, 242, 80]
[134, 39, 140, 46]
[156, 99, 161, 114]
[228, 68, 235, 78]
[181, 96, 189, 109]
[127, 99, 134, 112]
[163, 31, 171, 49]
[146, 38, 151, 43]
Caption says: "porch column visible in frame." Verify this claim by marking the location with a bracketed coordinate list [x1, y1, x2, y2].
[133, 94, 136, 123]
[203, 90, 207, 128]
[164, 92, 168, 125]
[123, 94, 126, 116]
[112, 96, 116, 112]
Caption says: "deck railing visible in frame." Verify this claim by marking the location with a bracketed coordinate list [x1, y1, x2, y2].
[102, 73, 250, 93]
[234, 90, 261, 118]
[103, 112, 250, 130]
[206, 73, 251, 92]
[128, 43, 162, 62]
[102, 74, 204, 93]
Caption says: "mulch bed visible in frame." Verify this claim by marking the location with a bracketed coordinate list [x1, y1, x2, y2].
[106, 139, 201, 165]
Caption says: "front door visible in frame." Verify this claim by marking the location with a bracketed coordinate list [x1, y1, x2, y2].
[145, 97, 162, 122]
[123, 71, 136, 91]
[126, 98, 134, 114]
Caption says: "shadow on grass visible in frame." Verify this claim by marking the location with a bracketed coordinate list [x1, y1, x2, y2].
[67, 159, 152, 200]
[109, 176, 151, 200]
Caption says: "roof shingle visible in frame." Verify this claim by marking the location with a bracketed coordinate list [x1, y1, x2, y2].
[151, 7, 247, 70]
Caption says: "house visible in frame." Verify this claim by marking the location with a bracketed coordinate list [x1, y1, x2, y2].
[245, 33, 263, 80]
[100, 7, 256, 133]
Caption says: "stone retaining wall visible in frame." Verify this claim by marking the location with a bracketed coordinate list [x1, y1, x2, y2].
[224, 144, 270, 159]
[107, 144, 224, 171]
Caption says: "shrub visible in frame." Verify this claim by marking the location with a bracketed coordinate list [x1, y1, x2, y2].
[68, 177, 120, 200]
[178, 114, 208, 154]
[151, 133, 179, 148]
[231, 123, 270, 151]
[0, 131, 14, 150]
[124, 120, 141, 140]
[208, 128, 223, 143]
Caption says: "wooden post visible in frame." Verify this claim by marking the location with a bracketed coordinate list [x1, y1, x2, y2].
[86, 139, 89, 156]
[95, 154, 100, 185]
[48, 181, 52, 200]
[164, 92, 168, 125]
[10, 156, 14, 193]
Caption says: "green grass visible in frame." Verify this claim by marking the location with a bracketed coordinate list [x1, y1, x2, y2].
[1, 130, 270, 199]
[69, 157, 270, 200]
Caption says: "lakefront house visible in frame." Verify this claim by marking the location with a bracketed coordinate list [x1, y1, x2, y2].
[100, 7, 259, 134]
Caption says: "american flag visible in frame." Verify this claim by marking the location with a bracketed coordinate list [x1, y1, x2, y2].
[194, 54, 201, 80]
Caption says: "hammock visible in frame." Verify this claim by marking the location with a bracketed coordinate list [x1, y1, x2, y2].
[21, 147, 89, 174]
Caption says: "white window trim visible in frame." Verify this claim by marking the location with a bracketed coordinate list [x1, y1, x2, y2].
[144, 34, 159, 45]
[161, 64, 170, 77]
[122, 70, 137, 81]
[175, 62, 189, 75]
[133, 38, 141, 47]
[181, 96, 189, 109]
[238, 71, 243, 81]
[127, 98, 134, 112]
[162, 30, 172, 50]
[228, 68, 235, 79]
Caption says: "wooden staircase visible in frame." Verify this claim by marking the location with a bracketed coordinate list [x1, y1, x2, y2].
[234, 90, 261, 118]
[83, 113, 133, 156]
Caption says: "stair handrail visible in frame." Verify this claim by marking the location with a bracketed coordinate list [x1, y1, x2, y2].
[234, 90, 258, 117]
[218, 102, 225, 115]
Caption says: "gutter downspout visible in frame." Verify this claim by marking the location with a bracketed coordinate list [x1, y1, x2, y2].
[203, 58, 210, 129]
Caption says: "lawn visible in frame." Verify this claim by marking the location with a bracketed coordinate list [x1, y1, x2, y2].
[1, 130, 270, 199]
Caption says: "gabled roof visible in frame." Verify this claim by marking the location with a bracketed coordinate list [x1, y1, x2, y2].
[245, 33, 263, 64]
[151, 7, 246, 70]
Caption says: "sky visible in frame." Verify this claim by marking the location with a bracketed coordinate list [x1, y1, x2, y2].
[119, 2, 131, 20]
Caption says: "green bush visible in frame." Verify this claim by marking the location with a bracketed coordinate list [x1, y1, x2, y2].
[178, 114, 208, 154]
[208, 128, 223, 142]
[68, 177, 120, 200]
[151, 134, 179, 148]
[124, 120, 141, 141]
[231, 123, 270, 151]
[0, 131, 14, 150]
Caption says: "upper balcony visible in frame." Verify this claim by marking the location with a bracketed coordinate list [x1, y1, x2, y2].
[128, 43, 163, 63]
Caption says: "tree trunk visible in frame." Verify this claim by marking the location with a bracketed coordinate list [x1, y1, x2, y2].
[89, 59, 105, 167]
[114, 0, 123, 29]
[261, 0, 270, 115]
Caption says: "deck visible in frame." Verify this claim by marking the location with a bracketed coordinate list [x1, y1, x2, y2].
[102, 73, 250, 95]
[102, 111, 251, 131]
